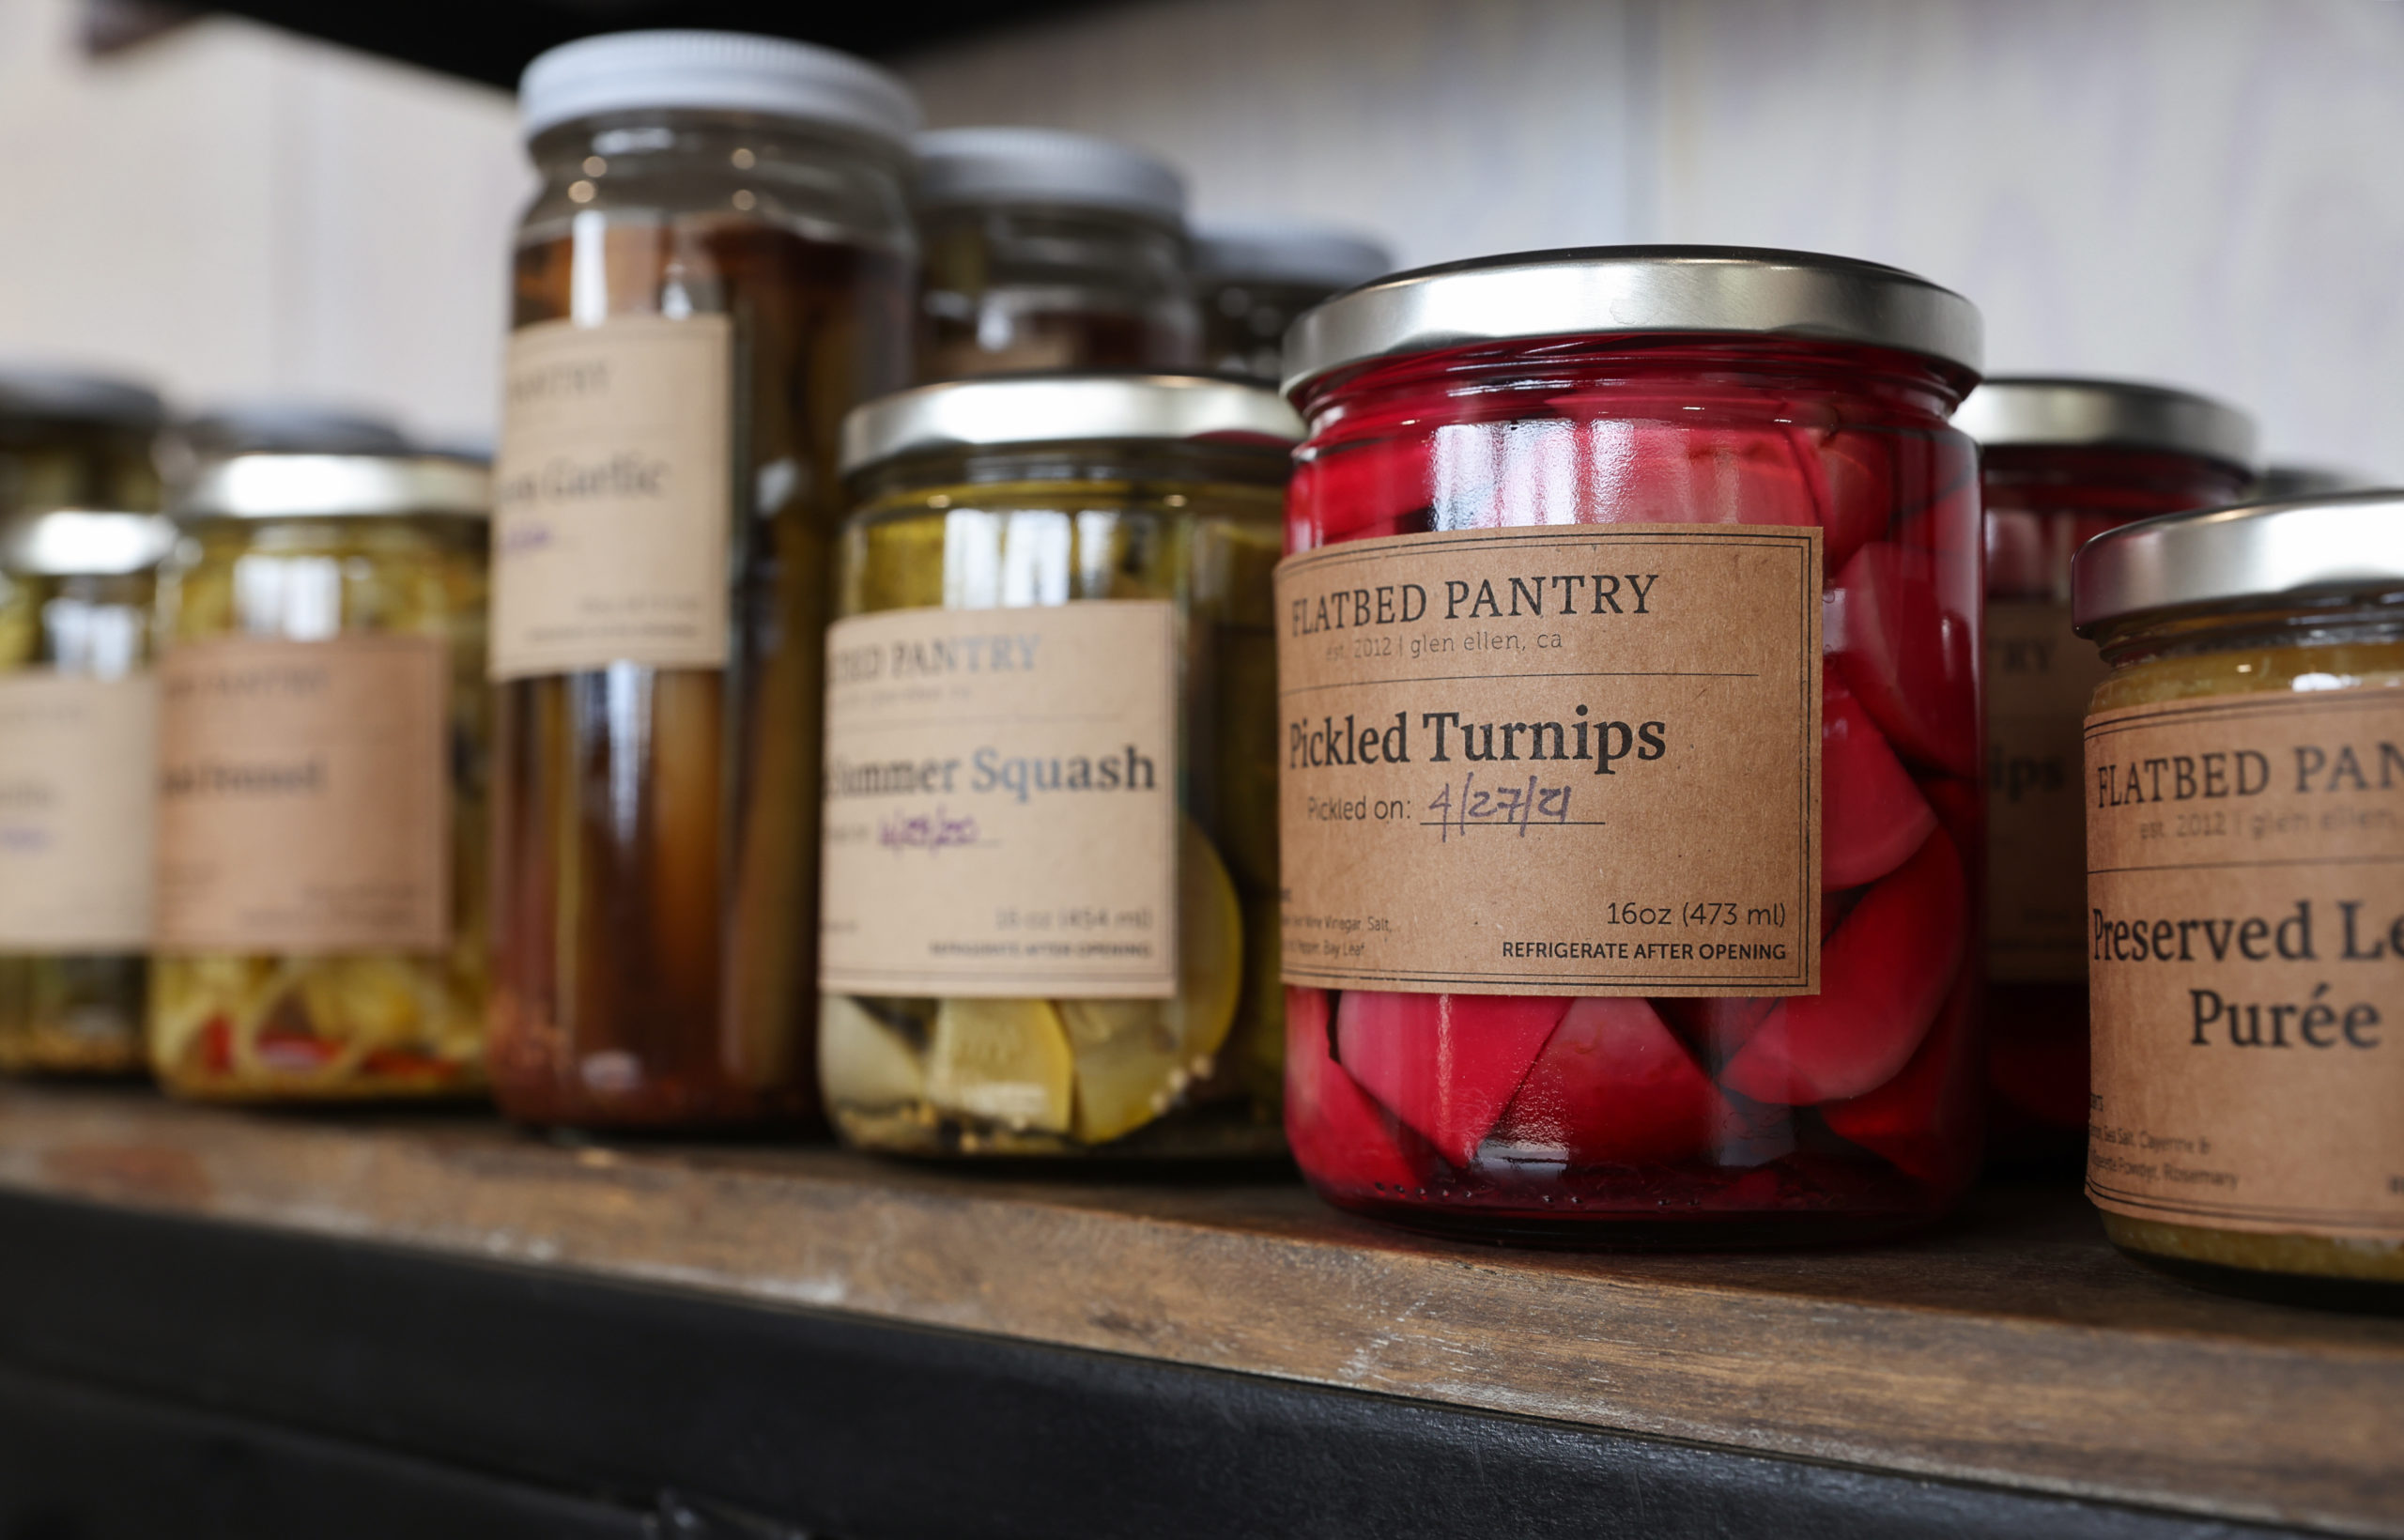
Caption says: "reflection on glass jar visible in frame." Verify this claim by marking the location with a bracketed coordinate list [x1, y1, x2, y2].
[0, 371, 166, 1077]
[1194, 222, 1390, 385]
[821, 375, 1295, 1157]
[2075, 492, 2404, 1310]
[487, 31, 918, 1130]
[1960, 378, 2255, 1166]
[1279, 248, 1987, 1244]
[914, 128, 1197, 382]
[150, 454, 490, 1100]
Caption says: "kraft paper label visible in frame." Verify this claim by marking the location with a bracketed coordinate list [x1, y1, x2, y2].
[0, 671, 158, 950]
[1987, 600, 2111, 982]
[2086, 686, 2404, 1239]
[492, 314, 732, 679]
[1274, 524, 1822, 996]
[158, 636, 450, 955]
[819, 601, 1179, 997]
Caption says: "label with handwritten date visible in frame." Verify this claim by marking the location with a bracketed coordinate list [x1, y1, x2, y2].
[1274, 524, 1822, 996]
[818, 600, 1178, 998]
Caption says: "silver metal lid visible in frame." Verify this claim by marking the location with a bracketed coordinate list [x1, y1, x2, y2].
[179, 402, 412, 458]
[1194, 221, 1393, 289]
[0, 368, 165, 431]
[2073, 489, 2404, 633]
[915, 128, 1186, 224]
[840, 374, 1302, 477]
[1282, 245, 1983, 401]
[177, 454, 490, 520]
[0, 511, 176, 576]
[1955, 377, 2257, 468]
[519, 30, 919, 146]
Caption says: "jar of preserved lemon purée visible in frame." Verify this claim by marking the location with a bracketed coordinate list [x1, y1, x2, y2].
[2074, 489, 2404, 1307]
[820, 374, 1295, 1156]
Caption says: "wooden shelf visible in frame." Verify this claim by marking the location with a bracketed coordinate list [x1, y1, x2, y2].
[1, 1081, 2398, 1536]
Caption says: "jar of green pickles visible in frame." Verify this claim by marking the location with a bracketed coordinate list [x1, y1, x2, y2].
[821, 374, 1295, 1156]
[150, 454, 490, 1100]
[0, 510, 175, 1075]
[0, 370, 168, 1076]
[2074, 490, 2404, 1309]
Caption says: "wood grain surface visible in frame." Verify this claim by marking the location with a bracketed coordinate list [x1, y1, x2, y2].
[0, 1082, 2396, 1536]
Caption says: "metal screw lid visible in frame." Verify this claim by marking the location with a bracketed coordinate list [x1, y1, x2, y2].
[840, 373, 1301, 478]
[1955, 377, 2257, 469]
[0, 368, 165, 432]
[1281, 245, 1983, 402]
[2073, 489, 2404, 634]
[519, 30, 919, 146]
[915, 128, 1187, 225]
[176, 454, 490, 521]
[1194, 221, 1393, 290]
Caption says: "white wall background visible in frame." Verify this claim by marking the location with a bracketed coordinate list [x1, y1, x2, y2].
[1, 0, 2399, 472]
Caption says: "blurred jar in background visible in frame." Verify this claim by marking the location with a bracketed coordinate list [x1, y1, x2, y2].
[0, 371, 167, 1076]
[1194, 221, 1391, 383]
[0, 370, 164, 525]
[1963, 378, 2255, 1165]
[915, 127, 1197, 381]
[164, 402, 412, 491]
[151, 454, 491, 1100]
[821, 374, 1297, 1157]
[488, 31, 917, 1130]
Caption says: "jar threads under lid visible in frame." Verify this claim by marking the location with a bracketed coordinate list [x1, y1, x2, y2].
[2072, 489, 2404, 635]
[1280, 245, 1984, 401]
[1956, 377, 2257, 469]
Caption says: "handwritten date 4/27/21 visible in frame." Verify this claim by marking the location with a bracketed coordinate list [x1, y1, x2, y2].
[1425, 772, 1580, 839]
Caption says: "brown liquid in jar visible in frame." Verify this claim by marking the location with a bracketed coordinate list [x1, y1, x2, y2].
[489, 219, 911, 1129]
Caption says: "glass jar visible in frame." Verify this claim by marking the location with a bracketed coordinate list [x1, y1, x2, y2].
[488, 32, 918, 1129]
[0, 370, 164, 526]
[1279, 247, 1986, 1243]
[1960, 378, 2256, 1164]
[914, 128, 1198, 381]
[0, 511, 174, 1075]
[2075, 492, 2404, 1309]
[821, 375, 1295, 1156]
[1194, 221, 1390, 384]
[150, 454, 490, 1100]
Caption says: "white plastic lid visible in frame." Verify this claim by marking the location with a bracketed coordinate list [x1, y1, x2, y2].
[1194, 221, 1394, 289]
[519, 30, 920, 146]
[915, 127, 1187, 224]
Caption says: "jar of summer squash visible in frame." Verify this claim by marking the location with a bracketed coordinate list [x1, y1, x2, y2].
[820, 374, 1295, 1156]
[1278, 247, 1986, 1243]
[2074, 491, 2404, 1308]
[0, 510, 174, 1075]
[1194, 221, 1391, 384]
[914, 128, 1198, 382]
[1960, 378, 2256, 1163]
[151, 454, 490, 1100]
[489, 31, 917, 1129]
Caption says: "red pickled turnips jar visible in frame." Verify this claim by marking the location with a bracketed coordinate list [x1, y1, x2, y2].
[1276, 247, 1986, 1243]
[1958, 379, 2256, 1166]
